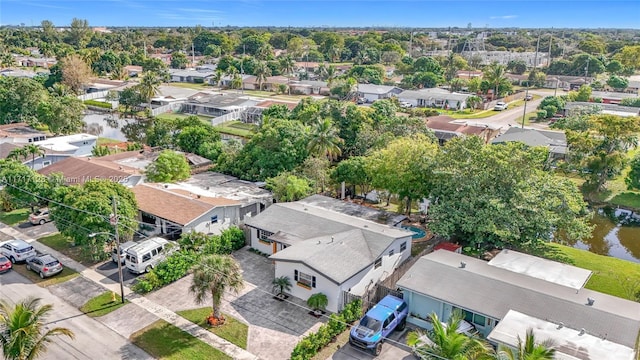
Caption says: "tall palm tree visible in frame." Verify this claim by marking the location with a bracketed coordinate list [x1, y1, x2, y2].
[23, 144, 45, 170]
[189, 254, 244, 320]
[137, 71, 161, 109]
[307, 118, 343, 161]
[0, 53, 15, 68]
[0, 297, 74, 360]
[483, 62, 509, 100]
[211, 69, 223, 88]
[279, 55, 295, 95]
[325, 65, 337, 86]
[254, 61, 272, 91]
[7, 147, 28, 163]
[407, 312, 493, 360]
[110, 66, 128, 81]
[497, 328, 556, 360]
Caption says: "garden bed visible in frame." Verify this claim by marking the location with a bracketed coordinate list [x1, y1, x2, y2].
[175, 308, 249, 349]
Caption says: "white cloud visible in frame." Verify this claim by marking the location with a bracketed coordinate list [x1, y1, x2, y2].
[490, 15, 518, 19]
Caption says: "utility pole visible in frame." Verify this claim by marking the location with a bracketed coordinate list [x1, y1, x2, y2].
[533, 30, 541, 69]
[584, 57, 590, 82]
[408, 29, 413, 59]
[241, 44, 245, 94]
[111, 196, 125, 304]
[191, 42, 195, 67]
[547, 32, 553, 68]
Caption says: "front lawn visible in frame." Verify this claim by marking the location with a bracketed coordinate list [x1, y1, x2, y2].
[80, 291, 130, 317]
[539, 243, 640, 299]
[0, 208, 30, 226]
[11, 264, 79, 287]
[37, 233, 99, 266]
[213, 121, 256, 138]
[176, 308, 248, 349]
[130, 320, 232, 360]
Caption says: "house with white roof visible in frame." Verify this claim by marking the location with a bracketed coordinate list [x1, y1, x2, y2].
[397, 249, 640, 360]
[169, 68, 215, 83]
[357, 84, 403, 103]
[398, 88, 473, 110]
[16, 133, 98, 170]
[245, 195, 413, 312]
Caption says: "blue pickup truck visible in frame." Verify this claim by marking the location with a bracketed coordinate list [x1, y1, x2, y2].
[349, 295, 408, 355]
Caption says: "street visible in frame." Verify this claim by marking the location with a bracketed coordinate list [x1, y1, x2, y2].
[0, 270, 152, 360]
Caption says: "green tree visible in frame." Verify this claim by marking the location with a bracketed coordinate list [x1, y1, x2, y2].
[497, 328, 556, 360]
[367, 134, 438, 214]
[613, 45, 640, 70]
[571, 85, 592, 102]
[254, 61, 272, 91]
[0, 53, 15, 68]
[92, 50, 122, 76]
[0, 77, 48, 125]
[60, 54, 92, 94]
[7, 148, 28, 162]
[307, 118, 343, 161]
[606, 60, 624, 75]
[483, 62, 510, 99]
[331, 156, 373, 199]
[170, 52, 189, 69]
[606, 75, 629, 91]
[145, 150, 191, 183]
[407, 311, 492, 360]
[271, 276, 292, 296]
[176, 125, 220, 154]
[0, 297, 75, 360]
[0, 160, 57, 212]
[22, 144, 45, 170]
[266, 173, 312, 202]
[466, 95, 483, 110]
[118, 87, 143, 116]
[65, 18, 90, 48]
[429, 136, 591, 250]
[567, 114, 640, 191]
[507, 59, 527, 75]
[50, 180, 138, 258]
[36, 95, 85, 135]
[278, 55, 295, 94]
[189, 254, 244, 320]
[626, 153, 640, 190]
[137, 71, 161, 109]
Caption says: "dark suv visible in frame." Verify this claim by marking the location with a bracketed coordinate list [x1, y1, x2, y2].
[349, 295, 408, 355]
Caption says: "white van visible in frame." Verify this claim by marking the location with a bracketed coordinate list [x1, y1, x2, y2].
[124, 237, 172, 274]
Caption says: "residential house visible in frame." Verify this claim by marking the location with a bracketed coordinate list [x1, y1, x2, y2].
[397, 250, 640, 360]
[99, 149, 211, 174]
[38, 156, 141, 185]
[398, 88, 473, 110]
[543, 75, 594, 91]
[590, 91, 639, 105]
[624, 80, 640, 95]
[563, 102, 640, 118]
[491, 127, 567, 159]
[456, 70, 483, 80]
[149, 53, 172, 65]
[289, 80, 330, 96]
[85, 79, 127, 94]
[0, 143, 20, 160]
[183, 93, 260, 117]
[0, 69, 39, 79]
[216, 74, 254, 88]
[425, 115, 500, 145]
[357, 84, 403, 103]
[168, 68, 215, 84]
[0, 123, 46, 144]
[11, 134, 100, 170]
[245, 195, 413, 312]
[241, 100, 299, 124]
[15, 56, 56, 68]
[131, 183, 241, 239]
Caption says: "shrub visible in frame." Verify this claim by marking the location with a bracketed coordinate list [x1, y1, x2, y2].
[84, 99, 113, 109]
[536, 110, 548, 120]
[327, 313, 346, 336]
[132, 251, 198, 294]
[307, 293, 328, 311]
[221, 226, 246, 251]
[621, 98, 640, 107]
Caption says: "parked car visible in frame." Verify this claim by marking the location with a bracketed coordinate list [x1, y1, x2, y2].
[399, 101, 413, 108]
[0, 239, 37, 263]
[524, 94, 533, 101]
[125, 237, 175, 274]
[112, 241, 137, 264]
[349, 295, 408, 355]
[494, 102, 508, 111]
[25, 254, 63, 278]
[0, 255, 12, 273]
[29, 208, 50, 225]
[356, 97, 367, 104]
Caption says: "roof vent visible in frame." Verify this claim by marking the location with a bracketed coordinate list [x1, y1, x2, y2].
[364, 224, 368, 228]
[330, 236, 334, 243]
[557, 322, 564, 329]
[459, 261, 466, 269]
[587, 297, 595, 306]
[304, 208, 308, 211]
[579, 328, 586, 336]
[317, 240, 321, 245]
[164, 184, 169, 188]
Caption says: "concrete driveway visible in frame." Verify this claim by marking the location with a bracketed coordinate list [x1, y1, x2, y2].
[13, 220, 58, 239]
[329, 327, 414, 360]
[0, 270, 152, 360]
[146, 248, 324, 360]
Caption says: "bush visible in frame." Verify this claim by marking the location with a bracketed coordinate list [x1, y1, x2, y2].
[84, 99, 113, 109]
[132, 251, 198, 294]
[621, 98, 640, 107]
[221, 226, 246, 251]
[536, 110, 548, 120]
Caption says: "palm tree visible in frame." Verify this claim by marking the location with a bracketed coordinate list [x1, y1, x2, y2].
[271, 276, 292, 298]
[484, 62, 509, 100]
[211, 69, 223, 88]
[48, 83, 72, 97]
[189, 254, 244, 321]
[407, 312, 493, 360]
[307, 293, 328, 315]
[0, 297, 74, 360]
[497, 328, 556, 360]
[254, 61, 272, 91]
[0, 53, 15, 68]
[23, 144, 45, 170]
[137, 71, 161, 109]
[7, 147, 28, 163]
[278, 55, 295, 95]
[325, 65, 337, 86]
[110, 66, 128, 81]
[307, 118, 343, 161]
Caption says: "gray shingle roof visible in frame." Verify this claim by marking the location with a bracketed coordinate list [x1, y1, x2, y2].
[491, 127, 567, 154]
[357, 84, 401, 95]
[398, 89, 472, 102]
[397, 250, 640, 348]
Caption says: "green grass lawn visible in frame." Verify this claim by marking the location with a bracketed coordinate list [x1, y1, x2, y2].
[11, 264, 79, 287]
[539, 243, 640, 299]
[213, 121, 256, 138]
[155, 112, 213, 124]
[97, 137, 124, 146]
[0, 208, 30, 226]
[445, 109, 499, 119]
[80, 291, 130, 317]
[240, 89, 304, 101]
[37, 233, 99, 266]
[176, 308, 248, 349]
[167, 82, 212, 90]
[130, 320, 232, 360]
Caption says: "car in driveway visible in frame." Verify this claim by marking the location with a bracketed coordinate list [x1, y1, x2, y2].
[0, 255, 12, 273]
[0, 239, 37, 263]
[494, 102, 508, 111]
[29, 208, 51, 225]
[26, 254, 63, 278]
[349, 295, 408, 355]
[399, 101, 413, 108]
[524, 94, 533, 101]
[111, 241, 137, 264]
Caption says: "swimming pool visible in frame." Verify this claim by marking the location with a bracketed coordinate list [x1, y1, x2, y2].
[401, 225, 426, 239]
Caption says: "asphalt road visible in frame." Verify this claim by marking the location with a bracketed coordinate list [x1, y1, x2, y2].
[0, 270, 152, 360]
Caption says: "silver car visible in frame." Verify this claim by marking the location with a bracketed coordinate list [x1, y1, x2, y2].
[25, 254, 63, 278]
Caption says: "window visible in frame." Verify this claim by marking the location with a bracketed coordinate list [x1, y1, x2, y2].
[258, 229, 273, 244]
[294, 270, 316, 289]
[374, 258, 382, 269]
[151, 249, 158, 256]
[142, 253, 151, 262]
[211, 215, 218, 224]
[383, 313, 396, 328]
[42, 161, 51, 167]
[400, 242, 407, 252]
[388, 249, 394, 256]
[453, 307, 487, 327]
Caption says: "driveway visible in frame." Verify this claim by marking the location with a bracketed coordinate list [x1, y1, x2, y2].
[0, 270, 152, 360]
[94, 259, 142, 286]
[329, 327, 414, 360]
[146, 248, 324, 360]
[13, 220, 58, 239]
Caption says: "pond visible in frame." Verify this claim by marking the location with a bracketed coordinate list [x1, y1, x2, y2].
[82, 113, 135, 142]
[567, 207, 640, 263]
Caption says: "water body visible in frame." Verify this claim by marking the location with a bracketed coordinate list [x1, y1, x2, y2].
[568, 208, 640, 263]
[82, 113, 130, 141]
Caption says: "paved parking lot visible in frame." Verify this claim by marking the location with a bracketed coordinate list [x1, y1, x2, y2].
[329, 327, 414, 360]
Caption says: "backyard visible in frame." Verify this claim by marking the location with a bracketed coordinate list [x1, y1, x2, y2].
[213, 121, 256, 138]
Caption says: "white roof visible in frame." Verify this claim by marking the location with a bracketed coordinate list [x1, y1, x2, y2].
[488, 310, 636, 360]
[488, 249, 592, 290]
[34, 134, 96, 152]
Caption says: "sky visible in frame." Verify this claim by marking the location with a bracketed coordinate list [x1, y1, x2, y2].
[0, 0, 638, 29]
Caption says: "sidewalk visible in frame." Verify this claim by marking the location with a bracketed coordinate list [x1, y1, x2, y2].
[0, 226, 260, 360]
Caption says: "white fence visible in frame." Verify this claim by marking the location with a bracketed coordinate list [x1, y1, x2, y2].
[150, 102, 185, 117]
[77, 90, 111, 101]
[211, 107, 247, 126]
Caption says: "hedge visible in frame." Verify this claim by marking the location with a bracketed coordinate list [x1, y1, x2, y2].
[84, 99, 113, 109]
[290, 299, 362, 360]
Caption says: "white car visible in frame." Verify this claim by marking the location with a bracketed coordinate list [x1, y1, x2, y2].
[399, 101, 413, 108]
[0, 239, 37, 263]
[494, 102, 508, 111]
